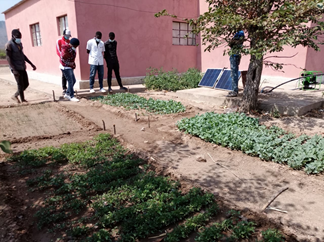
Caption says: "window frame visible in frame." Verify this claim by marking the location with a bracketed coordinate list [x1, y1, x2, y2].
[30, 23, 42, 47]
[172, 21, 196, 46]
[57, 15, 68, 36]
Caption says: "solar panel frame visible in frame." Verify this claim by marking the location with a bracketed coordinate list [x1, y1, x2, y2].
[198, 69, 223, 88]
[214, 70, 241, 91]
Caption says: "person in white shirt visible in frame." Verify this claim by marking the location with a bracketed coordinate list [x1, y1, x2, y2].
[86, 31, 105, 93]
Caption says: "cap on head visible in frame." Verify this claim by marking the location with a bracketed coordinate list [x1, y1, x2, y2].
[12, 29, 21, 38]
[109, 32, 115, 40]
[63, 29, 72, 37]
[70, 38, 80, 47]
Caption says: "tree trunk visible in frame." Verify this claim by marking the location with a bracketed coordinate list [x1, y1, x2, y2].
[240, 54, 263, 112]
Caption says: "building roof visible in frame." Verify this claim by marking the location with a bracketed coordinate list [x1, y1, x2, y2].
[2, 0, 29, 14]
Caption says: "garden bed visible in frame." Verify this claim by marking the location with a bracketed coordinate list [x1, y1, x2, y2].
[3, 134, 294, 241]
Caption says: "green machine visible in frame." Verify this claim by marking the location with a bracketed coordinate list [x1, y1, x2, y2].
[299, 71, 323, 90]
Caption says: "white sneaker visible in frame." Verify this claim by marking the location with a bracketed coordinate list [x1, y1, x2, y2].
[64, 94, 71, 100]
[100, 88, 106, 93]
[70, 97, 79, 102]
[90, 89, 95, 93]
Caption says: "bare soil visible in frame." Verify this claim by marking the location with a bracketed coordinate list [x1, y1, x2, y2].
[1, 79, 324, 241]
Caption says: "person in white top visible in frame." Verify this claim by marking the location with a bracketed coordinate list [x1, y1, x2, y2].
[86, 31, 105, 93]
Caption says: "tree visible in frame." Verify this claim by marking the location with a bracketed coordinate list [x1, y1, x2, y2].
[157, 0, 324, 111]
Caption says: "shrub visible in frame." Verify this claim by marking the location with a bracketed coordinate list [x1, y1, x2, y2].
[144, 67, 202, 91]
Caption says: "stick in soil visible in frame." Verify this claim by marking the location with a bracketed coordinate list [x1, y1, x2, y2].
[267, 206, 288, 214]
[148, 116, 150, 128]
[135, 113, 138, 122]
[102, 120, 106, 131]
[262, 187, 289, 212]
[52, 90, 55, 102]
[113, 124, 116, 135]
[207, 153, 243, 181]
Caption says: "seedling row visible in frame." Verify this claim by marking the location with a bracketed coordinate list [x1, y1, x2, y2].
[177, 112, 324, 174]
[93, 93, 186, 114]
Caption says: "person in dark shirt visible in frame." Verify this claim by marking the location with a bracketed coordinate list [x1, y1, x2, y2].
[104, 32, 127, 92]
[5, 29, 36, 103]
[227, 30, 244, 97]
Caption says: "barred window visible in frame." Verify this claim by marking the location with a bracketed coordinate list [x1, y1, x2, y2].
[172, 22, 196, 46]
[30, 23, 41, 46]
[58, 15, 68, 36]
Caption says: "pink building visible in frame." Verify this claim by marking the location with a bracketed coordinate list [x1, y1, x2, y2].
[3, 0, 324, 88]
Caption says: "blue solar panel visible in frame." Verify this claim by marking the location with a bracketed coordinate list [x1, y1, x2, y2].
[198, 69, 223, 87]
[214, 70, 241, 91]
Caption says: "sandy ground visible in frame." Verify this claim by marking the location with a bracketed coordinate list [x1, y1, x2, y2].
[0, 70, 324, 241]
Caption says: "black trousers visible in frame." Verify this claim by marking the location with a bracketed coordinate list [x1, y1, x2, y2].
[13, 70, 29, 101]
[107, 62, 123, 88]
[62, 72, 67, 90]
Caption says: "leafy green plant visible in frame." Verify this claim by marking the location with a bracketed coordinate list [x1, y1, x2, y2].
[261, 229, 285, 242]
[0, 140, 12, 153]
[177, 112, 324, 174]
[11, 133, 285, 241]
[231, 221, 255, 239]
[144, 67, 202, 91]
[93, 93, 186, 114]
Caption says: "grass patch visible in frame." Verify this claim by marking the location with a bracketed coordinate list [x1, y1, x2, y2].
[93, 93, 186, 114]
[144, 67, 202, 92]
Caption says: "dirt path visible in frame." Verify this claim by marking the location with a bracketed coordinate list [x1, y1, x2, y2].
[1, 75, 324, 241]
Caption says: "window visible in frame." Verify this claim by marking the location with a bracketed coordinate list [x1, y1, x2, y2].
[172, 22, 196, 46]
[30, 23, 41, 46]
[58, 15, 68, 36]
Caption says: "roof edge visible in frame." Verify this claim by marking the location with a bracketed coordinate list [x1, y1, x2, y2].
[2, 0, 29, 15]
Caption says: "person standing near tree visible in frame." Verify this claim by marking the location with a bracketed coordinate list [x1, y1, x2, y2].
[6, 29, 36, 103]
[104, 32, 127, 93]
[87, 31, 106, 93]
[227, 30, 244, 97]
[60, 38, 80, 102]
[56, 29, 71, 95]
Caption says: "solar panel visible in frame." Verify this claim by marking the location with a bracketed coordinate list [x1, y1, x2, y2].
[214, 70, 241, 91]
[198, 69, 223, 88]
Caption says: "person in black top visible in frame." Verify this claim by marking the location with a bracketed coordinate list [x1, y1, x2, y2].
[104, 32, 127, 92]
[5, 29, 36, 103]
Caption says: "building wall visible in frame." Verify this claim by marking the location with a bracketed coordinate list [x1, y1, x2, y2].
[5, 0, 199, 83]
[197, 0, 320, 79]
[4, 0, 80, 79]
[74, 0, 199, 80]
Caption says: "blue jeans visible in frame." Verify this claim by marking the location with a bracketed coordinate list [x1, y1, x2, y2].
[61, 69, 76, 98]
[230, 55, 241, 93]
[89, 65, 104, 89]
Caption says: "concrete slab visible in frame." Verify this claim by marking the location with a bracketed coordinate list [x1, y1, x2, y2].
[175, 85, 324, 116]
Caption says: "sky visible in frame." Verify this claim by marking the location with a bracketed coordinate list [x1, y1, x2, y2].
[0, 0, 21, 21]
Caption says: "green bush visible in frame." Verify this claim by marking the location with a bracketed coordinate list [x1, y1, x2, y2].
[0, 49, 6, 59]
[144, 67, 202, 91]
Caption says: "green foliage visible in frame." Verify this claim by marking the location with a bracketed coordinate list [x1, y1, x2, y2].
[188, 0, 324, 60]
[93, 93, 186, 114]
[11, 134, 286, 241]
[0, 49, 6, 59]
[177, 112, 324, 174]
[144, 67, 202, 91]
[165, 204, 219, 242]
[231, 221, 255, 239]
[261, 229, 285, 242]
[0, 140, 12, 154]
